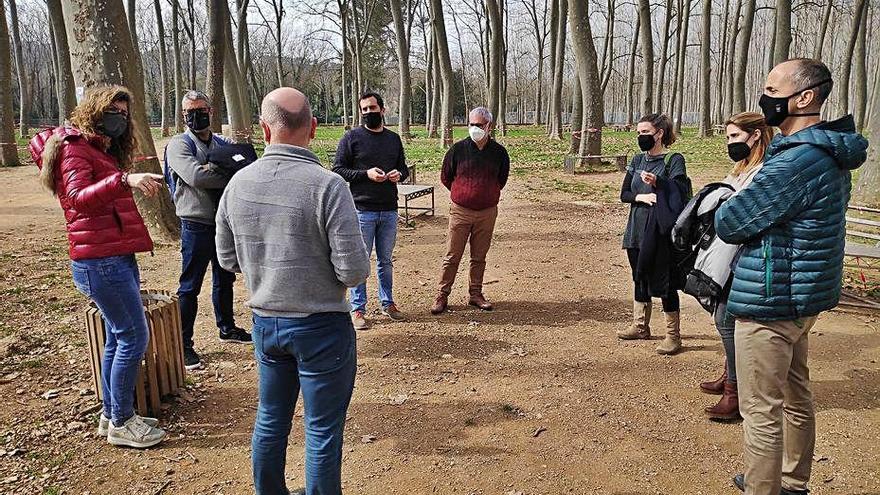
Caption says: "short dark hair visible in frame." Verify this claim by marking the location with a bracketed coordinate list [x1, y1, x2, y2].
[788, 58, 833, 105]
[639, 113, 677, 147]
[359, 92, 384, 109]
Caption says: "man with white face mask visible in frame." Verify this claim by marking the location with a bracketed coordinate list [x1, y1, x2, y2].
[430, 107, 510, 315]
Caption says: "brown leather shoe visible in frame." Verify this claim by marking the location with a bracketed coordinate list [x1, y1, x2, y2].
[430, 294, 448, 315]
[700, 363, 728, 395]
[705, 381, 739, 420]
[468, 293, 493, 311]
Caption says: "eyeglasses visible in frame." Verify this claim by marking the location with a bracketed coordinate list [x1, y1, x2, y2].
[468, 122, 487, 128]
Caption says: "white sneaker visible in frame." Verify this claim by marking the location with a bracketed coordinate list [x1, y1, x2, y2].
[97, 413, 159, 437]
[107, 415, 166, 448]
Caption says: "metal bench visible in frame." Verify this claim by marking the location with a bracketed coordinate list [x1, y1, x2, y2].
[398, 184, 435, 224]
[841, 204, 880, 310]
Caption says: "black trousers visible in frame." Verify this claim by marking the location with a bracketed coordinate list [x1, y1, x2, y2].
[626, 248, 680, 312]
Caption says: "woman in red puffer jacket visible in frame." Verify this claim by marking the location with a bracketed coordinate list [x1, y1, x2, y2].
[29, 85, 167, 449]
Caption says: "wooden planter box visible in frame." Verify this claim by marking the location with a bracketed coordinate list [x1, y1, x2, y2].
[85, 290, 186, 416]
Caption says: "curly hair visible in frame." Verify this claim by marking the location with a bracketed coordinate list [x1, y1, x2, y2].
[725, 112, 774, 177]
[68, 85, 137, 169]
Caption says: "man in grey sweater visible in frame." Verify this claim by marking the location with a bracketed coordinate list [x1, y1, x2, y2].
[166, 90, 250, 371]
[216, 87, 369, 495]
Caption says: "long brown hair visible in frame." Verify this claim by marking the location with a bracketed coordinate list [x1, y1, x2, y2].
[68, 85, 137, 169]
[724, 112, 773, 177]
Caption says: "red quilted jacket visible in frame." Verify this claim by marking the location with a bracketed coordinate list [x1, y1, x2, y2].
[29, 127, 153, 260]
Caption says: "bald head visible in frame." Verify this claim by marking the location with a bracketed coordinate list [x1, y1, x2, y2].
[260, 87, 316, 146]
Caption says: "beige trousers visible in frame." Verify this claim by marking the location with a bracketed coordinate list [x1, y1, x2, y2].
[735, 316, 819, 495]
[438, 203, 498, 296]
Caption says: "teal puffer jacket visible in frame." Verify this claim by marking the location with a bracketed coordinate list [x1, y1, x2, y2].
[715, 115, 868, 320]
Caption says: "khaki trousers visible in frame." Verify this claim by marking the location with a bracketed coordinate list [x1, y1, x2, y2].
[735, 316, 819, 495]
[438, 203, 498, 296]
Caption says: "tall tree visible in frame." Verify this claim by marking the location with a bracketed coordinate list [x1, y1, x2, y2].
[655, 0, 673, 111]
[223, 5, 251, 141]
[171, 0, 184, 132]
[637, 0, 654, 114]
[772, 0, 791, 65]
[152, 0, 171, 136]
[486, 0, 503, 121]
[837, 0, 869, 116]
[61, 0, 179, 237]
[854, 0, 869, 130]
[569, 0, 603, 157]
[389, 0, 412, 140]
[428, 0, 453, 146]
[699, 0, 712, 136]
[673, 0, 692, 134]
[724, 0, 741, 117]
[548, 0, 567, 139]
[715, 0, 730, 123]
[625, 11, 639, 124]
[733, 0, 757, 112]
[205, 0, 226, 135]
[523, 0, 549, 125]
[48, 0, 76, 123]
[853, 69, 880, 206]
[813, 0, 833, 59]
[0, 0, 19, 166]
[7, 0, 29, 137]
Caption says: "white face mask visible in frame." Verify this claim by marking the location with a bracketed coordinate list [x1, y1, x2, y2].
[469, 125, 487, 143]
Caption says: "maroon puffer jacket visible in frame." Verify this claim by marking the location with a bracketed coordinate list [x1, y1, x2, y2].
[29, 127, 153, 260]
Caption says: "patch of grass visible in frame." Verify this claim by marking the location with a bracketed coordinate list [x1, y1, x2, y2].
[19, 358, 45, 369]
[43, 487, 61, 495]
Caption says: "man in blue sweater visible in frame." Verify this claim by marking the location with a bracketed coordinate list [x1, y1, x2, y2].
[715, 59, 868, 495]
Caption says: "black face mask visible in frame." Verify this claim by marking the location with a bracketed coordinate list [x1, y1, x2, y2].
[185, 109, 211, 132]
[637, 133, 656, 152]
[100, 112, 128, 139]
[362, 111, 383, 129]
[727, 142, 753, 162]
[758, 78, 832, 127]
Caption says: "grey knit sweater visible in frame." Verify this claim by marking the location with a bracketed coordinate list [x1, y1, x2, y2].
[215, 144, 370, 317]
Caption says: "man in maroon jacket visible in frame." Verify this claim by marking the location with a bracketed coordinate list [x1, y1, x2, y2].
[431, 107, 510, 314]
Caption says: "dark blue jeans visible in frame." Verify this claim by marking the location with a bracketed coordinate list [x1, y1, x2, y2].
[251, 312, 357, 495]
[177, 220, 237, 349]
[71, 255, 148, 426]
[350, 210, 398, 312]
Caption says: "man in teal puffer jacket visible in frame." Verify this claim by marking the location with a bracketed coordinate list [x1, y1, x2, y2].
[715, 59, 868, 495]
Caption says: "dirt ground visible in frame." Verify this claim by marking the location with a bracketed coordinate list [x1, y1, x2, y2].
[0, 155, 878, 495]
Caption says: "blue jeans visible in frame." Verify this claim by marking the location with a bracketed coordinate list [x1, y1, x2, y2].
[71, 255, 148, 426]
[251, 312, 357, 495]
[714, 299, 737, 383]
[350, 210, 397, 312]
[177, 220, 237, 349]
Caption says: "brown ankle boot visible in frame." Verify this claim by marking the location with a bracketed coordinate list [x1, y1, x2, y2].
[700, 362, 728, 395]
[430, 293, 448, 315]
[705, 382, 739, 420]
[468, 293, 493, 311]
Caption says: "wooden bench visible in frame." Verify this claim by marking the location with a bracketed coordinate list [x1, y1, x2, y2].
[85, 290, 185, 416]
[842, 204, 880, 310]
[713, 124, 726, 134]
[611, 124, 632, 132]
[564, 154, 628, 174]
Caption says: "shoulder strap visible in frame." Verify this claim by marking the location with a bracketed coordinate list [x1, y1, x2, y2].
[663, 152, 682, 177]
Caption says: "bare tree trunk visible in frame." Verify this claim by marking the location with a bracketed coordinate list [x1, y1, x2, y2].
[766, 9, 777, 73]
[715, 0, 730, 123]
[548, 0, 567, 139]
[838, 0, 869, 116]
[599, 0, 615, 96]
[428, 0, 453, 146]
[772, 0, 791, 65]
[568, 68, 582, 154]
[452, 10, 470, 112]
[486, 0, 503, 120]
[854, 69, 880, 205]
[626, 11, 640, 124]
[390, 0, 412, 140]
[733, 0, 756, 112]
[699, 0, 712, 136]
[171, 0, 184, 132]
[273, 0, 284, 87]
[854, 1, 869, 131]
[0, 3, 19, 166]
[569, 0, 603, 157]
[223, 6, 250, 142]
[724, 0, 741, 118]
[206, 0, 226, 135]
[655, 0, 673, 111]
[814, 0, 833, 59]
[153, 0, 170, 136]
[638, 0, 654, 114]
[339, 0, 351, 128]
[126, 0, 138, 50]
[524, 0, 547, 125]
[7, 0, 29, 138]
[428, 33, 440, 138]
[61, 0, 179, 237]
[48, 0, 76, 123]
[187, 0, 196, 88]
[546, 0, 558, 132]
[498, 0, 509, 136]
[674, 0, 692, 134]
